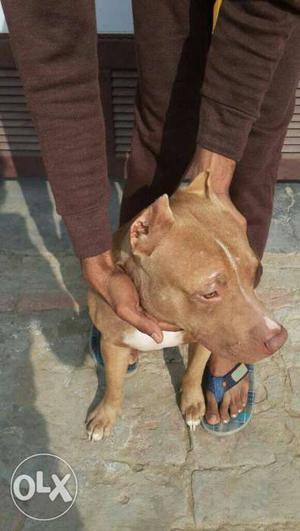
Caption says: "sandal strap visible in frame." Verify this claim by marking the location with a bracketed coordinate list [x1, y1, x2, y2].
[203, 362, 249, 405]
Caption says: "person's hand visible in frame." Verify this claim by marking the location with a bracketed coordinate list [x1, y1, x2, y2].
[81, 250, 164, 343]
[185, 147, 247, 231]
[212, 190, 247, 232]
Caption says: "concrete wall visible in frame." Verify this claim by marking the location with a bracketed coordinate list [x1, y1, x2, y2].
[0, 0, 134, 33]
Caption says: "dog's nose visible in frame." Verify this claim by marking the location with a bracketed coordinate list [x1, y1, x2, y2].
[264, 325, 288, 354]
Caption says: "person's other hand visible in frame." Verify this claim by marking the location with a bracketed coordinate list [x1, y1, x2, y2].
[185, 147, 247, 231]
[213, 192, 247, 232]
[81, 250, 164, 343]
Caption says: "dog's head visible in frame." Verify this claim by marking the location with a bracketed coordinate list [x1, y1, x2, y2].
[127, 172, 287, 363]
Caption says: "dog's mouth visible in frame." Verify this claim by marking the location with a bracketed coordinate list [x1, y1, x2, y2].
[195, 336, 273, 364]
[263, 326, 288, 355]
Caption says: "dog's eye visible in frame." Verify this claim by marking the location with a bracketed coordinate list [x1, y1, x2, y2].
[191, 289, 221, 303]
[203, 291, 218, 300]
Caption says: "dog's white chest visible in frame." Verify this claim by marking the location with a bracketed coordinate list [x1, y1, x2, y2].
[123, 329, 184, 351]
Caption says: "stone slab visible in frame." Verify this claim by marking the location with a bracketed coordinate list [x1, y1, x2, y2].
[192, 459, 300, 529]
[266, 183, 300, 254]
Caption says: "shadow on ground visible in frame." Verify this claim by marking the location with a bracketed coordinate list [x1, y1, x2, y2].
[0, 179, 84, 529]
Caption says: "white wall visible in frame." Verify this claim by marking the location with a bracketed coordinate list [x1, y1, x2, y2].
[0, 0, 133, 33]
[96, 0, 133, 33]
[0, 6, 8, 32]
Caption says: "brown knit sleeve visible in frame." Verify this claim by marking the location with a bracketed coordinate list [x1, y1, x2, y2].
[2, 0, 112, 258]
[198, 0, 299, 161]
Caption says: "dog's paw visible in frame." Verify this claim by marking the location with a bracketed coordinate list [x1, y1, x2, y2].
[85, 401, 119, 442]
[180, 387, 206, 432]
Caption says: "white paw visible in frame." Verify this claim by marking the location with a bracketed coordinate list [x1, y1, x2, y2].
[88, 429, 104, 442]
[186, 418, 201, 432]
[86, 402, 117, 442]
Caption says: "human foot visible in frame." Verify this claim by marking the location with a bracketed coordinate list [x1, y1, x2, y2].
[204, 354, 249, 425]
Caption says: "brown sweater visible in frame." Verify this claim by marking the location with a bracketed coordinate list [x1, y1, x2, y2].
[1, 0, 299, 258]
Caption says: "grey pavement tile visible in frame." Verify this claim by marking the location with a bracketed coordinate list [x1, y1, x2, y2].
[192, 459, 300, 529]
[267, 183, 300, 253]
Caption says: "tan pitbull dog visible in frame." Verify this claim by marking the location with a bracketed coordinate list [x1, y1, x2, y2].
[87, 171, 287, 441]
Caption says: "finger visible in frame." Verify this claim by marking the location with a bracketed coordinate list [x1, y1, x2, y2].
[116, 305, 163, 343]
[156, 319, 182, 331]
[139, 309, 180, 331]
[143, 311, 161, 326]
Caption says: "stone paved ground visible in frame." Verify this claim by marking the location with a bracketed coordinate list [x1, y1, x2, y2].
[0, 178, 299, 531]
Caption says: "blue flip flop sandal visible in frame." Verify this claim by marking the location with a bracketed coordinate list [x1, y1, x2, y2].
[89, 324, 139, 376]
[201, 363, 254, 436]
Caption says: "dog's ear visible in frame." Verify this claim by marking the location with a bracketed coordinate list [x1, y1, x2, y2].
[185, 170, 210, 198]
[130, 194, 175, 256]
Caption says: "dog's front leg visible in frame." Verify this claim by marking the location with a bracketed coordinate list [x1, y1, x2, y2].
[86, 339, 131, 441]
[181, 343, 211, 431]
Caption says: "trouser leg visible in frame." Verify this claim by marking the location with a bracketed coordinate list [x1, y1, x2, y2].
[230, 23, 300, 260]
[122, 1, 300, 263]
[120, 0, 213, 224]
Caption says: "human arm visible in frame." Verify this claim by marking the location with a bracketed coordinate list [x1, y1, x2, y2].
[198, 0, 300, 162]
[2, 0, 111, 258]
[2, 0, 163, 340]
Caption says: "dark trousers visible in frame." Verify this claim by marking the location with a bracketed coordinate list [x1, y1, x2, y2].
[120, 0, 300, 259]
